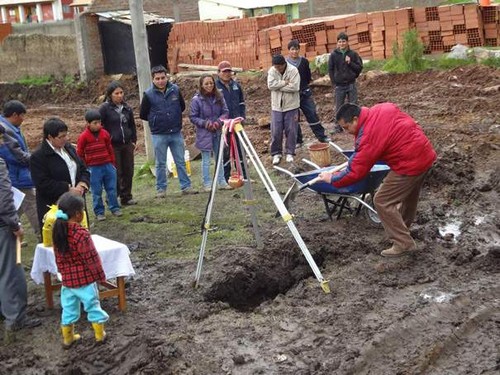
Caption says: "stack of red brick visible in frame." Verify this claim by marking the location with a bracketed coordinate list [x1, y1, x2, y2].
[258, 3, 499, 65]
[167, 4, 499, 72]
[167, 13, 286, 73]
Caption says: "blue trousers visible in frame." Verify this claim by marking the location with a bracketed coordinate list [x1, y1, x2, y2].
[61, 283, 109, 325]
[89, 163, 120, 215]
[296, 88, 327, 143]
[152, 132, 191, 192]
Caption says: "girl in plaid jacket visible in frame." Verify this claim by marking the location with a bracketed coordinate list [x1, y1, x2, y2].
[52, 192, 109, 348]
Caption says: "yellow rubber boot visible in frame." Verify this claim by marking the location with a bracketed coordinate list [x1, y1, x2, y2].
[61, 325, 81, 349]
[91, 322, 106, 343]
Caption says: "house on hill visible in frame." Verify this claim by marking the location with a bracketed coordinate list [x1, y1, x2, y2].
[198, 0, 307, 22]
[0, 0, 84, 23]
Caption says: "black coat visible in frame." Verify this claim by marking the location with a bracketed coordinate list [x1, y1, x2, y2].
[328, 48, 363, 86]
[30, 140, 90, 227]
[99, 101, 137, 146]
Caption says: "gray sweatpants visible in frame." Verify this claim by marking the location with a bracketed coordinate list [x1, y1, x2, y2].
[0, 226, 27, 329]
[270, 109, 299, 156]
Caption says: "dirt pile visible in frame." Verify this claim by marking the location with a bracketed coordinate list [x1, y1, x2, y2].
[0, 65, 499, 374]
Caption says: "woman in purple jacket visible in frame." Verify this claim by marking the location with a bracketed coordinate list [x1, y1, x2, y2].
[189, 74, 231, 191]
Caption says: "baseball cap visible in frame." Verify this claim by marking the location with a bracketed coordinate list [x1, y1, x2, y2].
[218, 61, 233, 72]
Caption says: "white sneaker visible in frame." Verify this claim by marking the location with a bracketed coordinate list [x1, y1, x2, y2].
[272, 155, 281, 165]
[285, 154, 294, 163]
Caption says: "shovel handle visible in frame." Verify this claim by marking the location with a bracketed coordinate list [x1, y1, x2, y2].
[299, 161, 348, 191]
[16, 237, 22, 265]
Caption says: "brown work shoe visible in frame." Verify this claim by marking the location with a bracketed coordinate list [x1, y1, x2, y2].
[380, 243, 416, 258]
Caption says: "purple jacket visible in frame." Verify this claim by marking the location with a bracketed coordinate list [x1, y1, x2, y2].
[189, 92, 229, 151]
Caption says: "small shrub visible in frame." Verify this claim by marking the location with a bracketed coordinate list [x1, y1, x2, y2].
[383, 29, 426, 73]
[481, 56, 500, 68]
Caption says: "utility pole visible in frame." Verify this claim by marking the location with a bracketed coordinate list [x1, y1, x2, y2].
[172, 0, 181, 22]
[129, 0, 154, 165]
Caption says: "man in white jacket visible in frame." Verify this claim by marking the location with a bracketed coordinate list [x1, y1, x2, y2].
[267, 54, 300, 165]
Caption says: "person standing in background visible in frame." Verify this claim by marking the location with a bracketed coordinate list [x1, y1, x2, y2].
[0, 100, 40, 240]
[139, 65, 197, 197]
[215, 60, 247, 181]
[328, 32, 363, 134]
[190, 74, 232, 191]
[267, 54, 300, 165]
[99, 81, 138, 206]
[286, 40, 330, 146]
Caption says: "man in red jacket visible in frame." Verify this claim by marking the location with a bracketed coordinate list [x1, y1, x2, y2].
[318, 103, 436, 257]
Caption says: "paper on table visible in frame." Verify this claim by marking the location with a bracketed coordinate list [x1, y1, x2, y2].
[11, 186, 25, 211]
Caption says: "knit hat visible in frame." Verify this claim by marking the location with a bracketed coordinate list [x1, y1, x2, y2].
[272, 54, 286, 65]
[218, 61, 232, 72]
[337, 32, 348, 41]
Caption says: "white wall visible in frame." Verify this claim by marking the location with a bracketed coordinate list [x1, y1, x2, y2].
[198, 0, 243, 20]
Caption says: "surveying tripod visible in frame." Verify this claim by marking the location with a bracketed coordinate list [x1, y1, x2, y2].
[194, 119, 330, 293]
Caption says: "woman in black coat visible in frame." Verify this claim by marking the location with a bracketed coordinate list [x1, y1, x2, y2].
[99, 81, 137, 206]
[30, 117, 90, 229]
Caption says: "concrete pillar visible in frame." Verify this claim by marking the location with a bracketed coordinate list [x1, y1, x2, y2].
[18, 5, 25, 23]
[1, 7, 7, 23]
[52, 0, 63, 21]
[36, 3, 43, 22]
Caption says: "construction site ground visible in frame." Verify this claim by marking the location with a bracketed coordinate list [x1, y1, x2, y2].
[0, 64, 499, 374]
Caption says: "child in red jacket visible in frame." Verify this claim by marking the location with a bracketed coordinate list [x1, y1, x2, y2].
[77, 109, 121, 221]
[53, 192, 109, 348]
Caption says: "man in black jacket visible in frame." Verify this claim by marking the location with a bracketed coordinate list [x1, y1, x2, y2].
[286, 40, 330, 146]
[328, 32, 363, 133]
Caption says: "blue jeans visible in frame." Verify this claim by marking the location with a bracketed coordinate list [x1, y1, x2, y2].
[201, 133, 227, 187]
[89, 163, 120, 215]
[152, 132, 191, 192]
[335, 83, 358, 113]
[61, 283, 109, 325]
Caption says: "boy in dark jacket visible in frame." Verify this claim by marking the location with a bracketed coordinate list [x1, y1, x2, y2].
[77, 110, 121, 221]
[328, 32, 363, 133]
[286, 40, 330, 146]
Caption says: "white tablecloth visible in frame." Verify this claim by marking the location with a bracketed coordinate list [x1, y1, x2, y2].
[31, 234, 136, 284]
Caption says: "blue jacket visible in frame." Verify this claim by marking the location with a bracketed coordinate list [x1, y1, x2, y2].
[189, 92, 228, 152]
[139, 82, 185, 135]
[0, 116, 33, 189]
[215, 78, 245, 119]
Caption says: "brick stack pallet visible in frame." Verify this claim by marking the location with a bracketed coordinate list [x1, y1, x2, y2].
[166, 4, 499, 73]
[167, 13, 286, 73]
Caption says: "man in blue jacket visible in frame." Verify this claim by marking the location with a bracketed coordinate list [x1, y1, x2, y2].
[139, 65, 197, 197]
[0, 100, 40, 239]
[215, 60, 248, 182]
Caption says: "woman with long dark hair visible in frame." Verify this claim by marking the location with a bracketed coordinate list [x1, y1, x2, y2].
[99, 81, 137, 206]
[189, 74, 231, 191]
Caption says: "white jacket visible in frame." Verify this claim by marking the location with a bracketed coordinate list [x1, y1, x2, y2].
[267, 63, 300, 112]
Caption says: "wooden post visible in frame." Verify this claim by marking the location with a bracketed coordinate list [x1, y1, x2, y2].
[129, 0, 155, 166]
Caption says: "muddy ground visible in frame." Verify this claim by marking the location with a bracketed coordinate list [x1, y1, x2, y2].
[0, 65, 499, 374]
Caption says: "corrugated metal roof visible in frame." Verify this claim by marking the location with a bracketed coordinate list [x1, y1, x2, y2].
[96, 10, 174, 25]
[201, 0, 307, 9]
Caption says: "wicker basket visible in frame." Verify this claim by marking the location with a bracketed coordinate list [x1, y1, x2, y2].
[308, 143, 331, 167]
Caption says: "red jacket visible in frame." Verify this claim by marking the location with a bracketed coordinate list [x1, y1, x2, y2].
[54, 222, 106, 288]
[77, 127, 115, 167]
[332, 103, 436, 188]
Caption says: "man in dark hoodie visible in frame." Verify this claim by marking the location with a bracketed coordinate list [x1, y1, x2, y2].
[328, 32, 363, 133]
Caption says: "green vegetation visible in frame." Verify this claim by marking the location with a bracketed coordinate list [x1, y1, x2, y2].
[481, 56, 500, 68]
[435, 55, 476, 69]
[15, 75, 53, 86]
[383, 29, 426, 73]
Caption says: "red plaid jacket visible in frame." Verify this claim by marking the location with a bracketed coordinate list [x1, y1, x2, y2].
[54, 223, 106, 288]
